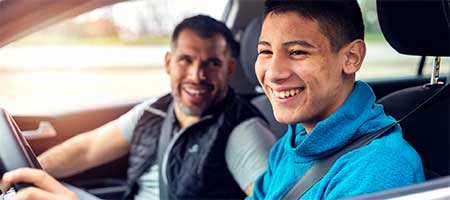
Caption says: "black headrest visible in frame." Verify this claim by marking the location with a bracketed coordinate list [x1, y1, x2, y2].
[240, 16, 263, 86]
[377, 0, 450, 56]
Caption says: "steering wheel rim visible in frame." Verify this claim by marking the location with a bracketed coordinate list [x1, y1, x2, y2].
[0, 108, 41, 179]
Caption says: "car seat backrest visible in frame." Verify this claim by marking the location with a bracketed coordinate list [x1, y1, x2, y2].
[376, 0, 450, 179]
[229, 58, 260, 96]
[240, 16, 287, 138]
[378, 84, 449, 179]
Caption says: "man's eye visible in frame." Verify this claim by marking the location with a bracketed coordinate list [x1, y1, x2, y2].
[289, 50, 308, 56]
[207, 60, 221, 67]
[179, 57, 192, 64]
[258, 50, 272, 55]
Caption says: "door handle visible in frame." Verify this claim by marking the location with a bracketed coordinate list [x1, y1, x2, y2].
[21, 121, 57, 140]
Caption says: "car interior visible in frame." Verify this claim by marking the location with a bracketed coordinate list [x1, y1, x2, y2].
[375, 0, 449, 180]
[349, 0, 450, 198]
[237, 0, 449, 192]
[0, 0, 449, 199]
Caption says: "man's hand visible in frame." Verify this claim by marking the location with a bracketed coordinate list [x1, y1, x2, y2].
[1, 168, 78, 200]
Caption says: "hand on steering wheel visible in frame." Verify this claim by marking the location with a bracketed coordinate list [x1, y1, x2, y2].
[0, 109, 77, 199]
[2, 168, 78, 200]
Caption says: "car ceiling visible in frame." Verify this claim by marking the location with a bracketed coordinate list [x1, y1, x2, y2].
[0, 0, 124, 47]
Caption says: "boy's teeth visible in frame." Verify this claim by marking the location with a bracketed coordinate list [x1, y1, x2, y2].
[273, 88, 301, 99]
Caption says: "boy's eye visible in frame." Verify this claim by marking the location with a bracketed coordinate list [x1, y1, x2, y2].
[258, 50, 273, 55]
[289, 50, 307, 56]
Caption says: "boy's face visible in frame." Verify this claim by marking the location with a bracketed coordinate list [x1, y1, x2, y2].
[256, 11, 351, 131]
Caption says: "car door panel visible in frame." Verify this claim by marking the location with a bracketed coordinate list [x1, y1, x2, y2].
[12, 100, 141, 181]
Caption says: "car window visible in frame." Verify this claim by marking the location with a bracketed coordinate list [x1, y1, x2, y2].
[0, 0, 229, 114]
[356, 0, 449, 81]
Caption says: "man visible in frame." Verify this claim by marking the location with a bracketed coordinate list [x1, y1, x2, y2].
[1, 15, 276, 200]
[249, 0, 424, 199]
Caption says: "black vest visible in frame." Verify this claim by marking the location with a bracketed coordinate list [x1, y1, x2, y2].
[124, 90, 265, 199]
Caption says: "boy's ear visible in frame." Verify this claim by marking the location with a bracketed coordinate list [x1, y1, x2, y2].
[342, 39, 366, 75]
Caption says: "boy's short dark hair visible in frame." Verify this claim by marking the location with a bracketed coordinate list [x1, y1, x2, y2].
[264, 0, 364, 52]
[171, 15, 240, 58]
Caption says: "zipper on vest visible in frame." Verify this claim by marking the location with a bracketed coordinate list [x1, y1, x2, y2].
[160, 114, 214, 185]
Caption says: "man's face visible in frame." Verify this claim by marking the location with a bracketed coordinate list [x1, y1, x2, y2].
[256, 12, 351, 130]
[165, 29, 235, 116]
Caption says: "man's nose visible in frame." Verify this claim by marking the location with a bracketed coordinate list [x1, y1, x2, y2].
[265, 53, 291, 83]
[188, 62, 206, 81]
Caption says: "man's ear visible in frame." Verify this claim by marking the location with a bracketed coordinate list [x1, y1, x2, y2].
[342, 39, 366, 75]
[227, 58, 237, 81]
[164, 52, 171, 74]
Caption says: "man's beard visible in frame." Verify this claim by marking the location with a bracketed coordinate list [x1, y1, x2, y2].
[174, 99, 204, 116]
[173, 84, 228, 117]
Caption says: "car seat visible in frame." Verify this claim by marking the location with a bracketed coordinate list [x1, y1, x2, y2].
[375, 0, 450, 179]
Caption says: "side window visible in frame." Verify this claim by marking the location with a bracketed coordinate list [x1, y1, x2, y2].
[357, 0, 449, 81]
[0, 0, 228, 114]
[357, 0, 420, 80]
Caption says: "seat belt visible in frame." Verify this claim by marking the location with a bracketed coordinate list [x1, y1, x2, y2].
[158, 116, 173, 200]
[282, 81, 449, 200]
[282, 122, 396, 200]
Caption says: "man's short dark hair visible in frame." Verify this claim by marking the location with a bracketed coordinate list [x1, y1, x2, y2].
[264, 0, 364, 52]
[171, 15, 240, 58]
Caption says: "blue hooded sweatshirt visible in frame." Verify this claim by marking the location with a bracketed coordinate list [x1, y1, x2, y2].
[250, 81, 424, 200]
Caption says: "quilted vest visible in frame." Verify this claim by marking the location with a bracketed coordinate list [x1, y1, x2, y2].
[124, 89, 265, 199]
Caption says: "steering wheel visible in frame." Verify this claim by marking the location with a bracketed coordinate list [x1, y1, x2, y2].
[0, 108, 41, 191]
